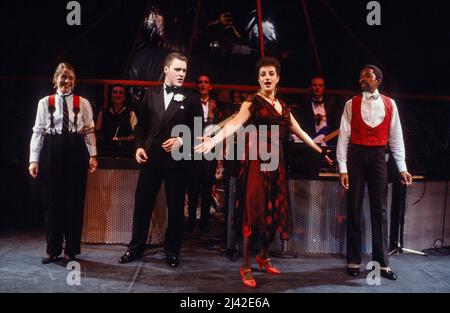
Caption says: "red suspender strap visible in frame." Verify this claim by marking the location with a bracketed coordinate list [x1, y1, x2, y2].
[48, 94, 80, 131]
[49, 94, 80, 110]
[48, 95, 56, 130]
[48, 95, 55, 109]
[72, 95, 80, 132]
[73, 95, 80, 111]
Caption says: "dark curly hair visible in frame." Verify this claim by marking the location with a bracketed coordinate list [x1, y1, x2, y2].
[256, 56, 281, 76]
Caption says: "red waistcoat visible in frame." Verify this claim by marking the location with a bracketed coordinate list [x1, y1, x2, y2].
[350, 94, 393, 146]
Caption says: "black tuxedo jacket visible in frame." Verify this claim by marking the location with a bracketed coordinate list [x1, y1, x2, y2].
[295, 96, 342, 146]
[135, 85, 202, 167]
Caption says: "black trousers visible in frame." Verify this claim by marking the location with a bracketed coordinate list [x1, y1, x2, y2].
[39, 134, 88, 257]
[128, 164, 186, 257]
[186, 159, 217, 228]
[347, 144, 389, 268]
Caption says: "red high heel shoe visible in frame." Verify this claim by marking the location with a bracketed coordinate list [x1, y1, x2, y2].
[240, 267, 256, 288]
[256, 255, 281, 275]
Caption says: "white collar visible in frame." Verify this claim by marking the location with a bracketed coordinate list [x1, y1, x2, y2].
[363, 89, 380, 100]
[56, 90, 72, 97]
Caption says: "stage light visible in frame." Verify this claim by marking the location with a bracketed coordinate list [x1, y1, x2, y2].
[143, 7, 165, 40]
[246, 10, 278, 44]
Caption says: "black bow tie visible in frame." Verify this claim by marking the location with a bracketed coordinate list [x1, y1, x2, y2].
[312, 98, 324, 105]
[165, 85, 178, 94]
[60, 92, 72, 98]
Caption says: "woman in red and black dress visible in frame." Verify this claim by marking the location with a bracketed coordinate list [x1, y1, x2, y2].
[195, 57, 331, 288]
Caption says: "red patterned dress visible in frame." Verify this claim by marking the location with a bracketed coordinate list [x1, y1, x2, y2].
[234, 94, 293, 243]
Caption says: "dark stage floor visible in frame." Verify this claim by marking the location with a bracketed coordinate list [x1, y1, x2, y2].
[1, 228, 450, 293]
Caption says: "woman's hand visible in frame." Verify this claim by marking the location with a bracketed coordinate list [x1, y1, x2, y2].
[89, 156, 98, 173]
[320, 148, 334, 166]
[194, 137, 216, 154]
[324, 154, 334, 166]
[29, 162, 39, 178]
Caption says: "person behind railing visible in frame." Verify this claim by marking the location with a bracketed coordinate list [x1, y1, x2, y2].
[195, 56, 332, 288]
[29, 62, 98, 264]
[95, 84, 137, 158]
[292, 75, 341, 146]
[290, 75, 342, 177]
[185, 74, 220, 233]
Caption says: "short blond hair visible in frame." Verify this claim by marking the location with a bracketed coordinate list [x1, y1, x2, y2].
[164, 52, 187, 67]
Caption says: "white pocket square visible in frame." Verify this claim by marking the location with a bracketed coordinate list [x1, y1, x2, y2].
[180, 105, 185, 109]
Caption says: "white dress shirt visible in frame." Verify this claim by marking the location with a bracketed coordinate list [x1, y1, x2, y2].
[312, 101, 328, 145]
[336, 89, 407, 173]
[162, 84, 183, 146]
[29, 92, 97, 163]
[163, 84, 175, 110]
[202, 100, 209, 122]
[312, 101, 327, 133]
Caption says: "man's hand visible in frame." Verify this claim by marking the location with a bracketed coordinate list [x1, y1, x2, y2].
[340, 173, 349, 190]
[136, 148, 148, 164]
[162, 137, 182, 152]
[89, 157, 98, 173]
[29, 162, 39, 179]
[400, 171, 413, 186]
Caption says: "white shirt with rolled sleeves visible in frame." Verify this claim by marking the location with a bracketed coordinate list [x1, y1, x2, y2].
[336, 89, 407, 174]
[29, 92, 97, 163]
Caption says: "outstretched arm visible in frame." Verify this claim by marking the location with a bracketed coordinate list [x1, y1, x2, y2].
[290, 113, 333, 166]
[290, 113, 322, 154]
[195, 101, 252, 153]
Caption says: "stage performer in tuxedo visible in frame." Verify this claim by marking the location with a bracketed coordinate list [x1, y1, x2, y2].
[118, 52, 202, 268]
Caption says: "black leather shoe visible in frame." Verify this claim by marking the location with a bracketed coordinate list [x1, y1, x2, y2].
[381, 269, 398, 280]
[118, 251, 142, 264]
[166, 256, 179, 268]
[64, 254, 77, 263]
[347, 267, 360, 277]
[41, 255, 58, 264]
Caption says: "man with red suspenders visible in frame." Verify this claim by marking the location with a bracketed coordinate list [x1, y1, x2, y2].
[337, 65, 413, 280]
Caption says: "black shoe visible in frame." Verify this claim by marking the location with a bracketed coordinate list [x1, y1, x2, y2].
[63, 255, 79, 265]
[381, 269, 398, 280]
[118, 251, 142, 264]
[166, 256, 179, 268]
[64, 254, 76, 262]
[347, 267, 360, 277]
[41, 255, 58, 264]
